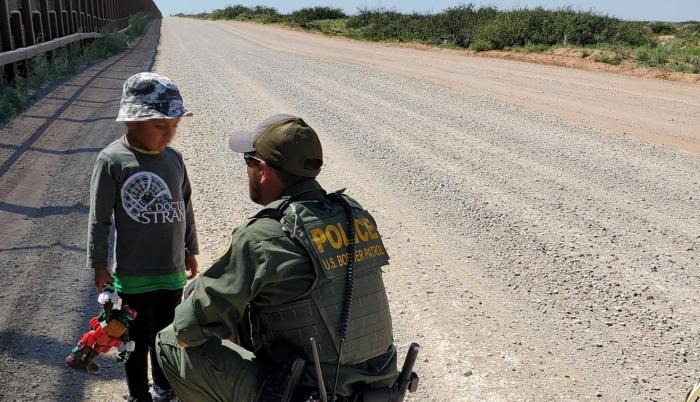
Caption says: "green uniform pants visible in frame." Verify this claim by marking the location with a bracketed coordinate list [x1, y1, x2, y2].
[156, 324, 263, 402]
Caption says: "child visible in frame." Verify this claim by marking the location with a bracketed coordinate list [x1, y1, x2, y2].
[87, 72, 198, 402]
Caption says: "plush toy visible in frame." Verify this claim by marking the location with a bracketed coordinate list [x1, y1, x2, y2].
[65, 284, 137, 372]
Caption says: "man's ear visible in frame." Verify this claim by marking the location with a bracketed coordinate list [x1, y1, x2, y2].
[258, 163, 279, 186]
[257, 162, 272, 184]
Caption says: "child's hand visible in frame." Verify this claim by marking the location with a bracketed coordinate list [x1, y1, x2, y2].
[185, 255, 198, 279]
[94, 266, 112, 293]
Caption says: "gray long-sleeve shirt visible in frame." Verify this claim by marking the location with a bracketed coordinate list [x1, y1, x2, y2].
[87, 137, 198, 277]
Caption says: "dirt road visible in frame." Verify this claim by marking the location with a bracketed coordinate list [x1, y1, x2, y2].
[0, 17, 698, 401]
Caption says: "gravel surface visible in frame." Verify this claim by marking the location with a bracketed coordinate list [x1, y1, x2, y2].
[0, 17, 697, 402]
[155, 18, 699, 401]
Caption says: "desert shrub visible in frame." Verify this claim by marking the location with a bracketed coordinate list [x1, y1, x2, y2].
[638, 36, 700, 72]
[594, 52, 623, 65]
[346, 9, 434, 42]
[649, 22, 676, 35]
[28, 54, 51, 88]
[677, 21, 700, 37]
[195, 5, 657, 51]
[210, 5, 279, 21]
[128, 12, 150, 39]
[637, 46, 669, 67]
[470, 39, 494, 52]
[211, 5, 252, 20]
[613, 22, 654, 46]
[463, 8, 653, 49]
[84, 33, 128, 62]
[291, 7, 345, 25]
[303, 19, 349, 36]
[0, 81, 30, 124]
[433, 5, 497, 47]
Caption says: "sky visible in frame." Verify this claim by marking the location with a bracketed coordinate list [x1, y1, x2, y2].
[154, 1, 699, 22]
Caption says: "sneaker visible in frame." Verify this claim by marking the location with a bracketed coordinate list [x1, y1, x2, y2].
[152, 383, 178, 402]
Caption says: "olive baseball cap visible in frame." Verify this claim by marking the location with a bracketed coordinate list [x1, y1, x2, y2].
[229, 114, 323, 177]
[116, 72, 192, 122]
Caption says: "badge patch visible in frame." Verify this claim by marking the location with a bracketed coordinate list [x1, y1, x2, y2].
[303, 210, 389, 279]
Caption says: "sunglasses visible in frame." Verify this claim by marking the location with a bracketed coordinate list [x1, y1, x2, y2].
[243, 153, 283, 170]
[243, 153, 265, 166]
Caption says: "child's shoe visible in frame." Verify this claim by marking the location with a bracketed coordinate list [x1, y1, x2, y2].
[152, 383, 178, 402]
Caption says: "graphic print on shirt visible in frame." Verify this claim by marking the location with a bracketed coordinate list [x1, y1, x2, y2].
[121, 171, 185, 224]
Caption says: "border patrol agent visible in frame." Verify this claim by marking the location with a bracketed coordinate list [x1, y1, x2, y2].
[156, 115, 398, 401]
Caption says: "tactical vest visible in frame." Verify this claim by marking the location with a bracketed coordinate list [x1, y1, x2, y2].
[253, 192, 394, 366]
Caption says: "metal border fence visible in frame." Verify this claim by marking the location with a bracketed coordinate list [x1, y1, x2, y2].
[0, 0, 160, 80]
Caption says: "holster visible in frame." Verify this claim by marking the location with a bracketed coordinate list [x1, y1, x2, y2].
[257, 357, 306, 402]
[353, 388, 395, 402]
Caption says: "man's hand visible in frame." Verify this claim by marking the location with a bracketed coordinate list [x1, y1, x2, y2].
[94, 266, 112, 293]
[185, 255, 198, 279]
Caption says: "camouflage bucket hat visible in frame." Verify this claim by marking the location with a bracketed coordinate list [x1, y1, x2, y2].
[229, 114, 323, 177]
[116, 72, 192, 122]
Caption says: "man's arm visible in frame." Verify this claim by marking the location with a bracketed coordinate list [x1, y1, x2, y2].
[87, 155, 116, 292]
[172, 231, 262, 347]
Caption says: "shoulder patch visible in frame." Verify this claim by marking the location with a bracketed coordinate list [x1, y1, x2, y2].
[212, 234, 233, 262]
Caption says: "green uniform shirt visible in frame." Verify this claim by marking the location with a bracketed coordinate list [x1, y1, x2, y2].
[172, 180, 397, 396]
[173, 180, 320, 346]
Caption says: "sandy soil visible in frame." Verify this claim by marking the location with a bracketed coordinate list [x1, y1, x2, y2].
[0, 18, 698, 402]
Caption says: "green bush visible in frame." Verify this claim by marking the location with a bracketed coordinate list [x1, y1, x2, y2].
[677, 22, 700, 37]
[128, 12, 150, 39]
[433, 5, 496, 47]
[470, 39, 494, 52]
[190, 5, 660, 53]
[303, 19, 349, 36]
[84, 33, 128, 62]
[209, 5, 279, 21]
[636, 36, 700, 73]
[649, 22, 676, 35]
[518, 43, 552, 52]
[637, 46, 669, 66]
[28, 54, 51, 88]
[0, 80, 30, 124]
[291, 7, 345, 25]
[347, 9, 433, 42]
[211, 5, 253, 20]
[613, 22, 654, 46]
[594, 52, 623, 65]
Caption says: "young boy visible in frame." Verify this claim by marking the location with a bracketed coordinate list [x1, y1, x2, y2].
[87, 72, 198, 402]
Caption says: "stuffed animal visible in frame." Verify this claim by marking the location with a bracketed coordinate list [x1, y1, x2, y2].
[65, 284, 137, 372]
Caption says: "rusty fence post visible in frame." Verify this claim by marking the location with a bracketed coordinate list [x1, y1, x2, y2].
[0, 0, 15, 80]
[20, 0, 35, 46]
[38, 0, 50, 40]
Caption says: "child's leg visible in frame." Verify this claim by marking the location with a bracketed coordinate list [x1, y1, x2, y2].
[148, 289, 183, 394]
[120, 292, 155, 401]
